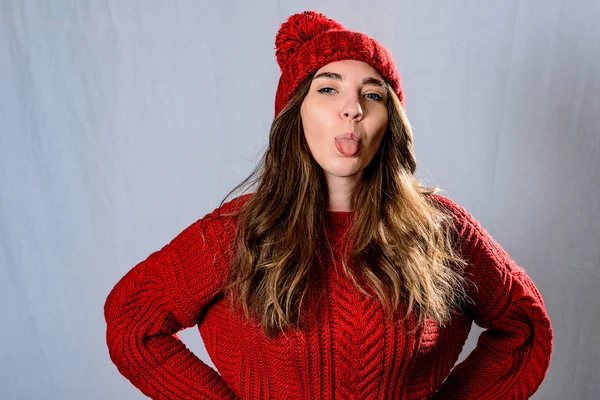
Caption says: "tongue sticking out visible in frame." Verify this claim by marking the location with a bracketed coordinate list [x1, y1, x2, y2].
[335, 138, 361, 157]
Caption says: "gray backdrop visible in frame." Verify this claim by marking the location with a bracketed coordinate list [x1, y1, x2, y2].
[1, 1, 598, 399]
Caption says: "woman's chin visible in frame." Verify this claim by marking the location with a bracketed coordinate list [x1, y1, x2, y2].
[323, 164, 364, 179]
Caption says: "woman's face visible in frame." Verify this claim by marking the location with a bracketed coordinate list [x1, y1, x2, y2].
[300, 59, 389, 182]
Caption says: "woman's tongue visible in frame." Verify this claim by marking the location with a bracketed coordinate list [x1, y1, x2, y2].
[335, 138, 360, 156]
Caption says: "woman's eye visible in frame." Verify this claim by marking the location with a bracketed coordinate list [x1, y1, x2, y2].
[316, 87, 383, 101]
[317, 87, 336, 94]
[365, 93, 383, 101]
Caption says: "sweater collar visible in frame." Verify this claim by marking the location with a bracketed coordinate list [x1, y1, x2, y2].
[325, 210, 355, 227]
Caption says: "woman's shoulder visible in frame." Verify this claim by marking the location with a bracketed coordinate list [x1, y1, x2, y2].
[196, 192, 255, 233]
[170, 193, 254, 243]
[426, 192, 481, 231]
[427, 193, 506, 259]
[218, 192, 255, 215]
[204, 192, 254, 220]
[168, 193, 255, 267]
[427, 192, 466, 216]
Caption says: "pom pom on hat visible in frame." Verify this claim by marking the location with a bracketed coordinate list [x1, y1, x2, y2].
[275, 11, 345, 70]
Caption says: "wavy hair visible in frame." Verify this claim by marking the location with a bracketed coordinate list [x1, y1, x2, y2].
[213, 70, 473, 337]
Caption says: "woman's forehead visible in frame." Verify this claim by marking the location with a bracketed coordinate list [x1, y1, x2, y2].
[314, 60, 383, 79]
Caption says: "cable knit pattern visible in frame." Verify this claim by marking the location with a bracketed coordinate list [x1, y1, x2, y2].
[430, 195, 553, 399]
[104, 193, 552, 399]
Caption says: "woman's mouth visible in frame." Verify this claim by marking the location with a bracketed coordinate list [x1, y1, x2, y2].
[335, 138, 361, 157]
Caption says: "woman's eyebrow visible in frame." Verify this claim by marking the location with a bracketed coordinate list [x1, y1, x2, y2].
[313, 72, 386, 88]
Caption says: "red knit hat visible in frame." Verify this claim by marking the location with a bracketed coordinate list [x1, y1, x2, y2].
[274, 10, 405, 119]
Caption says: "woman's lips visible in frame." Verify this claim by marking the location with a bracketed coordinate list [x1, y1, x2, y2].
[335, 132, 362, 141]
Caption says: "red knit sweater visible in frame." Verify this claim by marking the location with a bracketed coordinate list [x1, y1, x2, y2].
[104, 193, 553, 399]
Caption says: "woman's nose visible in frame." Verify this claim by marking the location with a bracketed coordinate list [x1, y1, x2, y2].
[342, 99, 363, 120]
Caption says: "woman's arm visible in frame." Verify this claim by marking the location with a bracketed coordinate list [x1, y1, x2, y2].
[432, 198, 553, 399]
[104, 217, 238, 400]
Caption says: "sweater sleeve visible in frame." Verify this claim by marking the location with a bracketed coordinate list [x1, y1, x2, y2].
[432, 202, 553, 399]
[104, 217, 239, 400]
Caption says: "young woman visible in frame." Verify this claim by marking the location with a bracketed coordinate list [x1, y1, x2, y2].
[104, 10, 553, 399]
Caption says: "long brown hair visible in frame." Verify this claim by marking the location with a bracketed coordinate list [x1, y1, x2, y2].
[213, 70, 473, 337]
